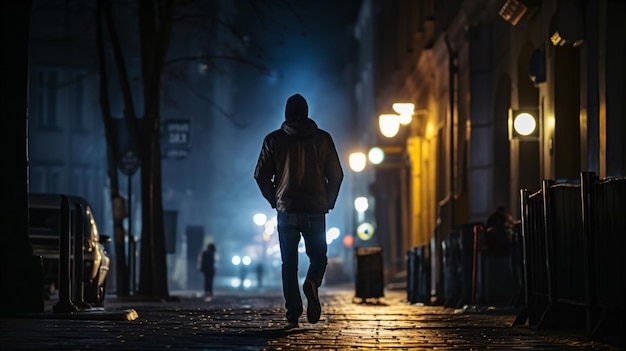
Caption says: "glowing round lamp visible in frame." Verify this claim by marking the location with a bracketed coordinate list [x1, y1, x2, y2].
[354, 197, 369, 213]
[513, 112, 537, 136]
[349, 152, 367, 172]
[356, 222, 375, 241]
[392, 103, 414, 125]
[253, 213, 267, 226]
[379, 114, 400, 138]
[368, 147, 384, 165]
[398, 113, 412, 125]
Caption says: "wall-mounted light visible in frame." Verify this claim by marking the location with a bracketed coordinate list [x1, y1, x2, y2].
[392, 103, 415, 125]
[379, 114, 400, 138]
[549, 2, 584, 47]
[509, 108, 539, 140]
[354, 197, 369, 213]
[368, 147, 385, 165]
[349, 152, 367, 172]
[499, 0, 539, 26]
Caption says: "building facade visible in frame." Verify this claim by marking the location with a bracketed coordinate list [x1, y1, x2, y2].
[351, 0, 626, 301]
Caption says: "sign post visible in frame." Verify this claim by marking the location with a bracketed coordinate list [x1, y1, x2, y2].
[119, 149, 139, 293]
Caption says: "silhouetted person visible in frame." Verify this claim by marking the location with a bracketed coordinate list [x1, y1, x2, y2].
[198, 243, 216, 300]
[256, 263, 264, 288]
[484, 205, 517, 255]
[484, 206, 521, 306]
[239, 264, 247, 289]
[254, 93, 343, 329]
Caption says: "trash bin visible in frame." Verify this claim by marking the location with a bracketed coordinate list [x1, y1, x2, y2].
[354, 246, 384, 302]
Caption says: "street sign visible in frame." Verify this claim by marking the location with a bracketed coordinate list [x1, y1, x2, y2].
[163, 119, 191, 160]
[120, 149, 140, 175]
[164, 119, 190, 147]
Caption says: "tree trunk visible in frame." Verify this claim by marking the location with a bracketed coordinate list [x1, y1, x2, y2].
[136, 0, 174, 299]
[95, 0, 129, 298]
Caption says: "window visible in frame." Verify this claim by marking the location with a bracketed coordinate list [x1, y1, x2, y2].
[29, 165, 63, 193]
[47, 167, 62, 193]
[35, 69, 59, 129]
[29, 166, 46, 193]
[72, 167, 95, 202]
[71, 70, 86, 131]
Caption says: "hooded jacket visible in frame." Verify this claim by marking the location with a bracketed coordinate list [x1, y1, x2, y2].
[254, 94, 344, 213]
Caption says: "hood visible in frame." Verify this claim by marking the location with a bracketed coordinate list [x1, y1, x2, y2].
[284, 94, 308, 121]
[281, 118, 318, 138]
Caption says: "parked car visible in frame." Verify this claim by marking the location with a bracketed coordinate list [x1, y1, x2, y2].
[28, 193, 111, 305]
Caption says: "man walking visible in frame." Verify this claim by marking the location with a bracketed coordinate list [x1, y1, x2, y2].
[254, 93, 343, 329]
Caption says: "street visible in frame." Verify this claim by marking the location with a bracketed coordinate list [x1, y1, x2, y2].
[0, 285, 622, 350]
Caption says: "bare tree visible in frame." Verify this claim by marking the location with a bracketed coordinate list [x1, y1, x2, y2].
[94, 0, 310, 299]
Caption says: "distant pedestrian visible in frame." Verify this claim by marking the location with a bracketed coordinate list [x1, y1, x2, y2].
[198, 243, 216, 300]
[256, 263, 264, 288]
[484, 205, 517, 255]
[239, 263, 248, 289]
[483, 206, 521, 306]
[254, 93, 344, 329]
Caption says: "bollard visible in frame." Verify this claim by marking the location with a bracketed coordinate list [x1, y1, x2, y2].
[471, 224, 482, 306]
[409, 245, 431, 305]
[406, 248, 415, 303]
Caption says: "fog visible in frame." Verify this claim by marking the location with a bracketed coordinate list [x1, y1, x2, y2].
[157, 1, 361, 285]
[27, 0, 361, 289]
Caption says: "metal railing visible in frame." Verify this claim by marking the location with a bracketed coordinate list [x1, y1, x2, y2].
[52, 195, 87, 313]
[513, 172, 626, 341]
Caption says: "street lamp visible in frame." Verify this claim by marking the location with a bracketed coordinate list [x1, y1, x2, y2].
[368, 147, 385, 165]
[354, 196, 369, 213]
[509, 108, 539, 140]
[354, 196, 368, 223]
[379, 114, 401, 138]
[253, 213, 267, 226]
[513, 113, 536, 136]
[349, 152, 367, 172]
[392, 103, 415, 125]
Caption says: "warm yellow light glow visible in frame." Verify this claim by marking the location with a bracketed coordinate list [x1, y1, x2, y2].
[426, 121, 435, 138]
[356, 222, 375, 241]
[398, 113, 412, 125]
[513, 112, 537, 136]
[393, 103, 414, 125]
[379, 114, 400, 138]
[368, 147, 384, 165]
[349, 152, 367, 172]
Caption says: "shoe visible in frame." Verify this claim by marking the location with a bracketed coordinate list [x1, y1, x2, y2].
[284, 321, 299, 330]
[303, 279, 321, 324]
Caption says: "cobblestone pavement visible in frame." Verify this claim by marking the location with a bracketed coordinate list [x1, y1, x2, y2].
[0, 286, 622, 350]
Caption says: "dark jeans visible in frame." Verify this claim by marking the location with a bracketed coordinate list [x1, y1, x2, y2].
[277, 212, 328, 322]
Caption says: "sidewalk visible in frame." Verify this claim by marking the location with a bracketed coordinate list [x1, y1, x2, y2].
[0, 285, 622, 350]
